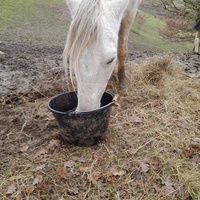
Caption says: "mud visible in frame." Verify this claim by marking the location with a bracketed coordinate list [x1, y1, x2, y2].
[0, 42, 199, 98]
[0, 42, 64, 96]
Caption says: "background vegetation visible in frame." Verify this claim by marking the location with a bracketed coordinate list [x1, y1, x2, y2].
[0, 0, 194, 51]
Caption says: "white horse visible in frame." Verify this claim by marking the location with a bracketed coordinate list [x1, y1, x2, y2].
[63, 0, 143, 112]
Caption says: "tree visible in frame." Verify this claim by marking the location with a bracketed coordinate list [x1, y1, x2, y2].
[153, 0, 199, 41]
[157, 0, 200, 21]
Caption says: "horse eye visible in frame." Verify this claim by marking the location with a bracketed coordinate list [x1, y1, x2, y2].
[107, 57, 115, 65]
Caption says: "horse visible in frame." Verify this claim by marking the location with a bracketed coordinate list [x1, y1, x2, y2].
[63, 0, 143, 112]
[193, 19, 200, 53]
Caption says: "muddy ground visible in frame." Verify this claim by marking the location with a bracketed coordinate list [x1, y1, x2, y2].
[0, 42, 199, 97]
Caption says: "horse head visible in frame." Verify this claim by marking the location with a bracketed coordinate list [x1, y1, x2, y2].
[63, 0, 129, 112]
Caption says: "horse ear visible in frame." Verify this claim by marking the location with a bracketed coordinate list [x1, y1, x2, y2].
[66, 0, 80, 17]
[108, 0, 129, 20]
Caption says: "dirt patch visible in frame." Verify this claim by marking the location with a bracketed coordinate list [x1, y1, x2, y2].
[175, 52, 200, 74]
[127, 44, 200, 74]
[1, 42, 199, 97]
[0, 42, 64, 96]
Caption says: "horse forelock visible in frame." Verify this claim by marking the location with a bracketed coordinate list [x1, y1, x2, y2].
[63, 0, 103, 88]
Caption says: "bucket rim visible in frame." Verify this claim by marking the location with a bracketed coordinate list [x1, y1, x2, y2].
[48, 91, 114, 116]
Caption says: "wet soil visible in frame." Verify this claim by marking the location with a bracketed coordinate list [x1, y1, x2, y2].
[0, 42, 64, 96]
[0, 42, 199, 97]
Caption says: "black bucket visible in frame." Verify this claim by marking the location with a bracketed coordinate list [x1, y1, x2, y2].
[48, 91, 114, 146]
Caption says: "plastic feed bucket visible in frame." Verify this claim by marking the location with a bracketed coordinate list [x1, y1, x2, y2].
[48, 91, 114, 146]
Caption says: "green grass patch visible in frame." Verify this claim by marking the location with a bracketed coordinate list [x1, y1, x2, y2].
[0, 0, 64, 28]
[0, 0, 36, 27]
[130, 11, 193, 52]
[0, 0, 68, 46]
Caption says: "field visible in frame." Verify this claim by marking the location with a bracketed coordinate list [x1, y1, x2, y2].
[130, 11, 193, 52]
[0, 1, 200, 200]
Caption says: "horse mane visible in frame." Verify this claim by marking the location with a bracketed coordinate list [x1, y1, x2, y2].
[63, 0, 103, 87]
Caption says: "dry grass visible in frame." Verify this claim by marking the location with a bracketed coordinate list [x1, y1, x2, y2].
[0, 55, 200, 200]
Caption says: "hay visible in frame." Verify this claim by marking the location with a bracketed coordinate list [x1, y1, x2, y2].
[1, 55, 200, 200]
[108, 55, 200, 199]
